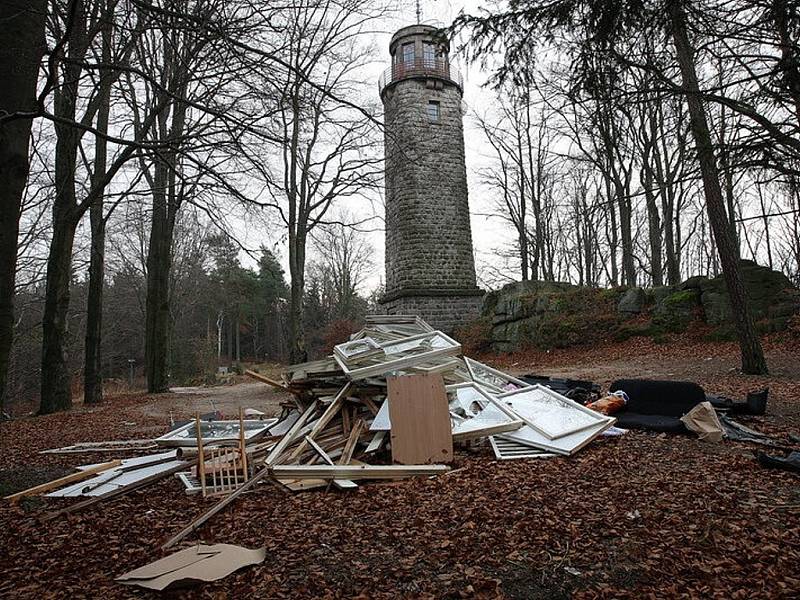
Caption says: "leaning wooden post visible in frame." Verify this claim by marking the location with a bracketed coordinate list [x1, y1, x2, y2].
[195, 414, 206, 497]
[238, 406, 248, 482]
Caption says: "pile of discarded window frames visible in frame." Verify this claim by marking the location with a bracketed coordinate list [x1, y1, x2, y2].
[7, 315, 616, 532]
[261, 314, 617, 479]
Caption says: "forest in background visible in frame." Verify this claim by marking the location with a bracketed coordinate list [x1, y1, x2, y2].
[2, 0, 799, 415]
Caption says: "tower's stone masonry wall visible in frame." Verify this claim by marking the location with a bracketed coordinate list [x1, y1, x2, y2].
[382, 78, 479, 295]
[379, 293, 484, 334]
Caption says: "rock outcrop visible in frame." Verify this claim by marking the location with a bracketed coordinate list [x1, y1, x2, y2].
[482, 261, 799, 352]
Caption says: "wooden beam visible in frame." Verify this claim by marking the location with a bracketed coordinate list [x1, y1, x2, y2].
[195, 414, 207, 497]
[338, 419, 364, 465]
[269, 464, 449, 480]
[238, 407, 248, 482]
[244, 369, 287, 389]
[5, 460, 122, 502]
[162, 462, 272, 550]
[285, 384, 351, 463]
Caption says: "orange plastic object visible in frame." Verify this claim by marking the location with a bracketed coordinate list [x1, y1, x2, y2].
[586, 394, 626, 415]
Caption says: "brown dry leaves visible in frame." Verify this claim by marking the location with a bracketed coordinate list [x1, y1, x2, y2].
[0, 336, 799, 599]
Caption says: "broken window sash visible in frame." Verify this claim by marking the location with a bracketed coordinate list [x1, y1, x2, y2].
[405, 357, 464, 375]
[48, 458, 187, 497]
[464, 357, 533, 393]
[446, 383, 524, 442]
[334, 337, 384, 364]
[497, 417, 614, 456]
[365, 315, 433, 330]
[497, 385, 609, 440]
[333, 331, 461, 380]
[154, 419, 275, 448]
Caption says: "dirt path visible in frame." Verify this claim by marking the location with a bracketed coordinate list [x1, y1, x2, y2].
[139, 382, 290, 422]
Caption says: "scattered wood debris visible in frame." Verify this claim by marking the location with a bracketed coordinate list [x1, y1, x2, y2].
[11, 316, 620, 554]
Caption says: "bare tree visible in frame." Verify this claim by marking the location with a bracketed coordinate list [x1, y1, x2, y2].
[246, 0, 384, 363]
[0, 0, 47, 411]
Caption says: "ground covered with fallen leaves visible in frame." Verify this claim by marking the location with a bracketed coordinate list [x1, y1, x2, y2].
[1, 334, 799, 599]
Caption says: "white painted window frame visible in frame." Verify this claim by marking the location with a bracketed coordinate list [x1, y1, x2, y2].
[497, 384, 609, 440]
[333, 330, 461, 381]
[464, 357, 533, 393]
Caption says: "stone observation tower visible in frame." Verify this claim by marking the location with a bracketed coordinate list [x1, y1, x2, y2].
[378, 24, 483, 331]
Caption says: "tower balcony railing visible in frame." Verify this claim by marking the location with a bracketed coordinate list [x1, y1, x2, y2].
[378, 58, 463, 94]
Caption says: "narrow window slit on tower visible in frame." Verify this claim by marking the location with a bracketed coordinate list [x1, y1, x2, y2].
[427, 101, 440, 122]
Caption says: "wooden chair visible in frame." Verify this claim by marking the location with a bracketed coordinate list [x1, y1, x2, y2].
[195, 408, 249, 497]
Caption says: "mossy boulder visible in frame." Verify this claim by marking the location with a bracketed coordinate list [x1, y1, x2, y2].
[617, 287, 647, 315]
[485, 281, 620, 352]
[653, 288, 702, 332]
[698, 260, 799, 329]
[483, 261, 798, 352]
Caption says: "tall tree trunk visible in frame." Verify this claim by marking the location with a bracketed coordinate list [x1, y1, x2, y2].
[643, 168, 663, 286]
[669, 0, 768, 375]
[84, 6, 113, 405]
[0, 0, 46, 411]
[235, 316, 241, 363]
[662, 193, 680, 284]
[143, 42, 187, 392]
[40, 212, 79, 414]
[618, 190, 636, 286]
[83, 157, 107, 405]
[607, 191, 619, 286]
[144, 161, 175, 392]
[226, 315, 233, 360]
[288, 229, 307, 364]
[40, 0, 88, 414]
[519, 233, 529, 281]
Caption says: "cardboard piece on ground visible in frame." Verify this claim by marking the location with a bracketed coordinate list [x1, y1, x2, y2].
[117, 543, 266, 591]
[387, 373, 452, 465]
[680, 401, 723, 442]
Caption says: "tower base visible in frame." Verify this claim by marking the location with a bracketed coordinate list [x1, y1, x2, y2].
[377, 289, 484, 333]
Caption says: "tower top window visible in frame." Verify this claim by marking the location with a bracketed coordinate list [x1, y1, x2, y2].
[402, 42, 414, 65]
[423, 42, 437, 68]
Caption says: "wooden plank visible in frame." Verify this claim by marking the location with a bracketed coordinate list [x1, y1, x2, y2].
[338, 419, 364, 465]
[270, 464, 449, 480]
[387, 373, 453, 465]
[238, 407, 248, 482]
[305, 436, 334, 464]
[278, 478, 330, 492]
[162, 462, 271, 549]
[40, 440, 158, 454]
[285, 384, 351, 463]
[362, 396, 379, 416]
[5, 460, 122, 502]
[342, 405, 351, 436]
[364, 431, 386, 454]
[245, 369, 287, 390]
[305, 436, 356, 489]
[195, 415, 207, 497]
